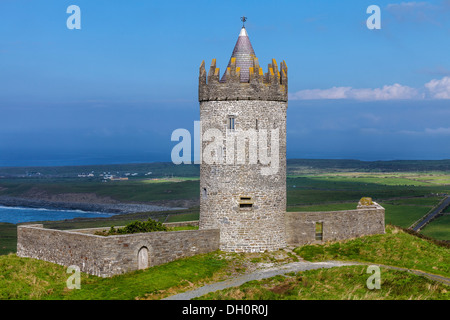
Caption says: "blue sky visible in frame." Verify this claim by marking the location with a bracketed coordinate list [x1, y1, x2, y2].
[0, 0, 449, 166]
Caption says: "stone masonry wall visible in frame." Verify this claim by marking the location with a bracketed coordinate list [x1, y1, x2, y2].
[285, 202, 385, 246]
[199, 100, 287, 252]
[17, 224, 219, 277]
[198, 53, 288, 253]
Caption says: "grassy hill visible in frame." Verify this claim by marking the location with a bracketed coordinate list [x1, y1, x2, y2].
[199, 226, 450, 300]
[0, 251, 228, 300]
[0, 225, 448, 300]
[197, 265, 448, 300]
[294, 225, 450, 278]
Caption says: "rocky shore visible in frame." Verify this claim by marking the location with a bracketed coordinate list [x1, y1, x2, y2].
[0, 195, 186, 214]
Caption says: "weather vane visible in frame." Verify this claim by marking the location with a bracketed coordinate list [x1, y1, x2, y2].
[241, 16, 247, 27]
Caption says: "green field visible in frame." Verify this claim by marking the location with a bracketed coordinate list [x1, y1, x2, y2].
[381, 196, 444, 206]
[286, 175, 448, 206]
[421, 215, 450, 241]
[379, 204, 432, 228]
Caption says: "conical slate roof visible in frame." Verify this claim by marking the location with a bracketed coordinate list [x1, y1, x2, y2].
[221, 27, 256, 83]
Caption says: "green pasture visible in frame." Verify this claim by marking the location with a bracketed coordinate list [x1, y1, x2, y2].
[421, 215, 450, 241]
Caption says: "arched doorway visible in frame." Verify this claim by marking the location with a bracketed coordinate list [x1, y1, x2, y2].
[137, 246, 149, 270]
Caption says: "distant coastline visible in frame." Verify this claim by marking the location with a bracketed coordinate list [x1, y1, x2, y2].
[0, 195, 186, 215]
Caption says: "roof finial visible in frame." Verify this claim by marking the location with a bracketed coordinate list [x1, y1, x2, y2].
[241, 16, 247, 28]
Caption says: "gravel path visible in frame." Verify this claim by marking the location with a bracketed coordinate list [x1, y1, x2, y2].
[162, 260, 357, 300]
[162, 260, 450, 300]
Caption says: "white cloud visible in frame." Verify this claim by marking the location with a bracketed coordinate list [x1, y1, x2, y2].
[424, 76, 450, 99]
[424, 127, 450, 135]
[349, 84, 421, 100]
[398, 127, 450, 135]
[290, 76, 450, 101]
[289, 87, 351, 100]
[289, 84, 420, 101]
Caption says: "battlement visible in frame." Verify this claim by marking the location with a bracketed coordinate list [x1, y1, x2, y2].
[199, 57, 288, 102]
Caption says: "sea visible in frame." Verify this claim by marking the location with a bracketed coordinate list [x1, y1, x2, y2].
[0, 206, 114, 224]
[0, 152, 161, 224]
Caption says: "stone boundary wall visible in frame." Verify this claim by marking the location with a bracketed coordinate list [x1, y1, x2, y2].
[17, 224, 219, 277]
[285, 202, 385, 246]
[199, 100, 288, 253]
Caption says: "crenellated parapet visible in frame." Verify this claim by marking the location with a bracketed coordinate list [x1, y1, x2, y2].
[199, 57, 288, 102]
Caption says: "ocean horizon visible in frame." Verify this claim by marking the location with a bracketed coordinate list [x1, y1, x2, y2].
[0, 152, 173, 168]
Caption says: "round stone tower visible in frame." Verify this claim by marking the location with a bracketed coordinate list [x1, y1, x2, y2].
[198, 24, 288, 253]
